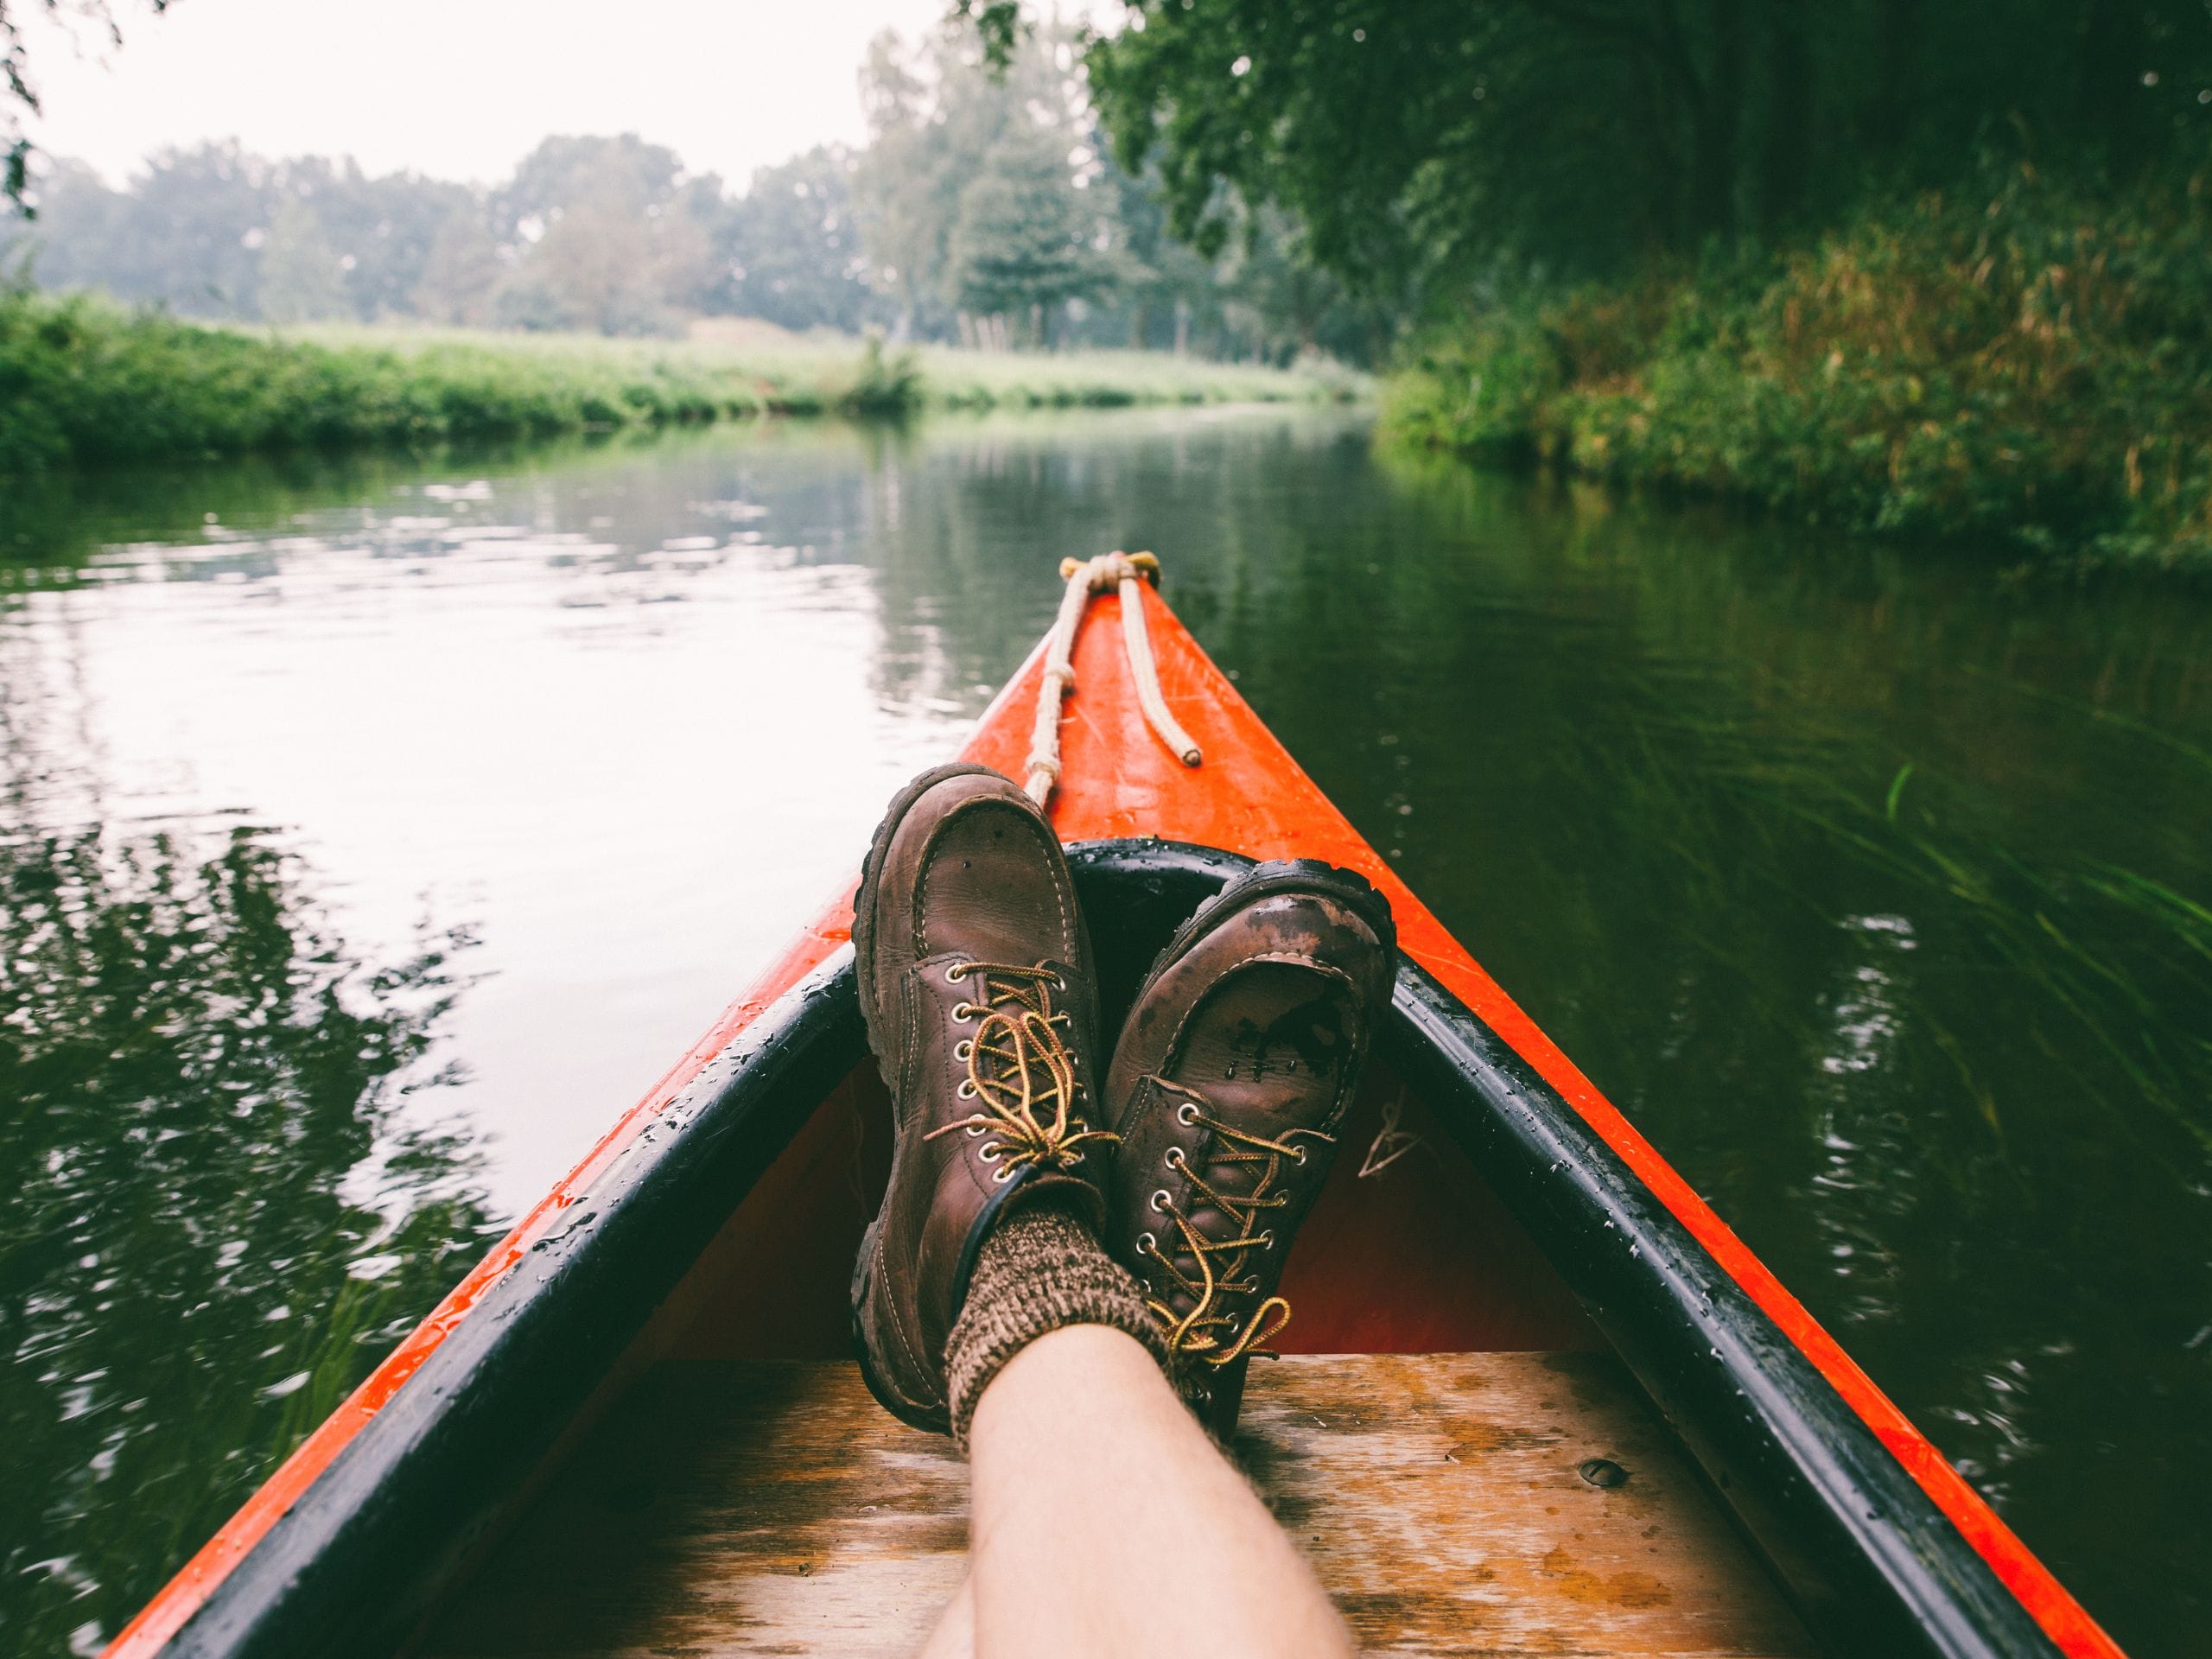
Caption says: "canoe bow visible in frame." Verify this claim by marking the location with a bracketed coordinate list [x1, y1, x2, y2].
[106, 577, 2120, 1659]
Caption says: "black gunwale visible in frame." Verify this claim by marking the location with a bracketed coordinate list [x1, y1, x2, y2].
[154, 841, 2058, 1659]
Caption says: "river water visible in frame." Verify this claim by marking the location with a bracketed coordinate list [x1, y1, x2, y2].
[3, 408, 2206, 1656]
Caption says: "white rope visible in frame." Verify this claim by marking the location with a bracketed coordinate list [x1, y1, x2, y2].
[1024, 550, 1203, 806]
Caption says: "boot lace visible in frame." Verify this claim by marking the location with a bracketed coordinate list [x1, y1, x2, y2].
[1135, 1077, 1335, 1366]
[922, 961, 1115, 1179]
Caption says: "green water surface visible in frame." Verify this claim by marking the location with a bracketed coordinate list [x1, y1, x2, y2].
[3, 410, 2206, 1656]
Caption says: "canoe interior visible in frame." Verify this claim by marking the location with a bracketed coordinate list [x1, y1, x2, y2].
[659, 1052, 1603, 1366]
[404, 879, 1722, 1652]
[151, 842, 2067, 1659]
[418, 1354, 1814, 1659]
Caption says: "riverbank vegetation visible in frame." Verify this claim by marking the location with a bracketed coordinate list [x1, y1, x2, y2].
[16, 3, 2212, 567]
[1385, 165, 2212, 568]
[1072, 0, 2212, 569]
[0, 296, 1347, 472]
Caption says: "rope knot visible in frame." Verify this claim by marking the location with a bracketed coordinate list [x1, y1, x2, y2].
[1058, 550, 1160, 590]
[1027, 551, 1201, 805]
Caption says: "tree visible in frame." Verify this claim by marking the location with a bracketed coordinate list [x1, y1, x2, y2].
[715, 145, 881, 333]
[1075, 0, 2212, 299]
[912, 12, 1404, 359]
[854, 26, 1001, 340]
[411, 203, 502, 326]
[491, 134, 715, 335]
[11, 152, 118, 284]
[304, 161, 480, 321]
[857, 21, 1117, 346]
[945, 127, 1109, 345]
[96, 141, 270, 317]
[257, 193, 343, 323]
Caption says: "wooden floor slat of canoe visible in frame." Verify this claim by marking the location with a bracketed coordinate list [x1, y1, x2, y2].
[419, 1353, 1813, 1659]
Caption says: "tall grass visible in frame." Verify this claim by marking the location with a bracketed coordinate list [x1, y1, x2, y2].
[0, 297, 1357, 474]
[915, 342, 1364, 409]
[1385, 162, 2212, 569]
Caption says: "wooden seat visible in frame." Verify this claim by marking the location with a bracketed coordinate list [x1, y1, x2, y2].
[422, 1354, 1812, 1658]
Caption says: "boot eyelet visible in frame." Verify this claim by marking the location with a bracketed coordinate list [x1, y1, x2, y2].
[957, 1079, 978, 1100]
[953, 1039, 973, 1061]
[964, 1123, 985, 1137]
[1150, 1189, 1172, 1212]
[992, 1165, 1014, 1184]
[977, 1141, 1002, 1163]
[1175, 1102, 1200, 1126]
[1164, 1146, 1185, 1170]
[1289, 1145, 1309, 1164]
[1052, 972, 1068, 991]
[952, 1001, 976, 1022]
[1259, 1230, 1277, 1250]
[945, 963, 969, 983]
[1136, 1230, 1156, 1253]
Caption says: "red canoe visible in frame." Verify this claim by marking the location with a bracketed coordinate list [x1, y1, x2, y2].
[107, 571, 2121, 1659]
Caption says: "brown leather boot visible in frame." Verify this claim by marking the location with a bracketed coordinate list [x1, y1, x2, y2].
[1103, 860, 1395, 1438]
[849, 763, 1114, 1433]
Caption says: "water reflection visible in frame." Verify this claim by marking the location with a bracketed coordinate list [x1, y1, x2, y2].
[1166, 449, 2212, 1646]
[0, 409, 2207, 1654]
[0, 808, 487, 1655]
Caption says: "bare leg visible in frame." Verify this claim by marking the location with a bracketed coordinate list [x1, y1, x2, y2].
[965, 1324, 1352, 1659]
[915, 1573, 973, 1659]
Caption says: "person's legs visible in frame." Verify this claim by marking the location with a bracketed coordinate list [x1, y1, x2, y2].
[914, 1574, 972, 1659]
[846, 770, 1379, 1658]
[918, 1198, 1349, 1659]
[968, 1323, 1351, 1659]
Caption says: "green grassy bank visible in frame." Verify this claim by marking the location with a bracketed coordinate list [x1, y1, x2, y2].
[1386, 165, 2212, 570]
[0, 300, 1356, 474]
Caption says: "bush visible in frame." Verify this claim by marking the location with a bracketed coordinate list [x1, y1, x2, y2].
[1385, 160, 2212, 569]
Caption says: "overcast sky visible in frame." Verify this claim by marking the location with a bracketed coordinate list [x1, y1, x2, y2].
[22, 0, 1057, 189]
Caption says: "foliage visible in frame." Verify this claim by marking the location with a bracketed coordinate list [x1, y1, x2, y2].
[489, 134, 716, 336]
[1384, 158, 2212, 567]
[859, 19, 1381, 360]
[1088, 0, 2212, 296]
[944, 128, 1111, 340]
[0, 295, 874, 469]
[0, 294, 1351, 471]
[709, 145, 881, 334]
[855, 21, 1109, 345]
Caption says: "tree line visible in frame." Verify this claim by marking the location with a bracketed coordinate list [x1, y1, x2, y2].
[1071, 0, 2212, 299]
[8, 22, 1384, 363]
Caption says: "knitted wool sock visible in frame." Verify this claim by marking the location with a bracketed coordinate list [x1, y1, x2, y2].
[944, 1201, 1173, 1452]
